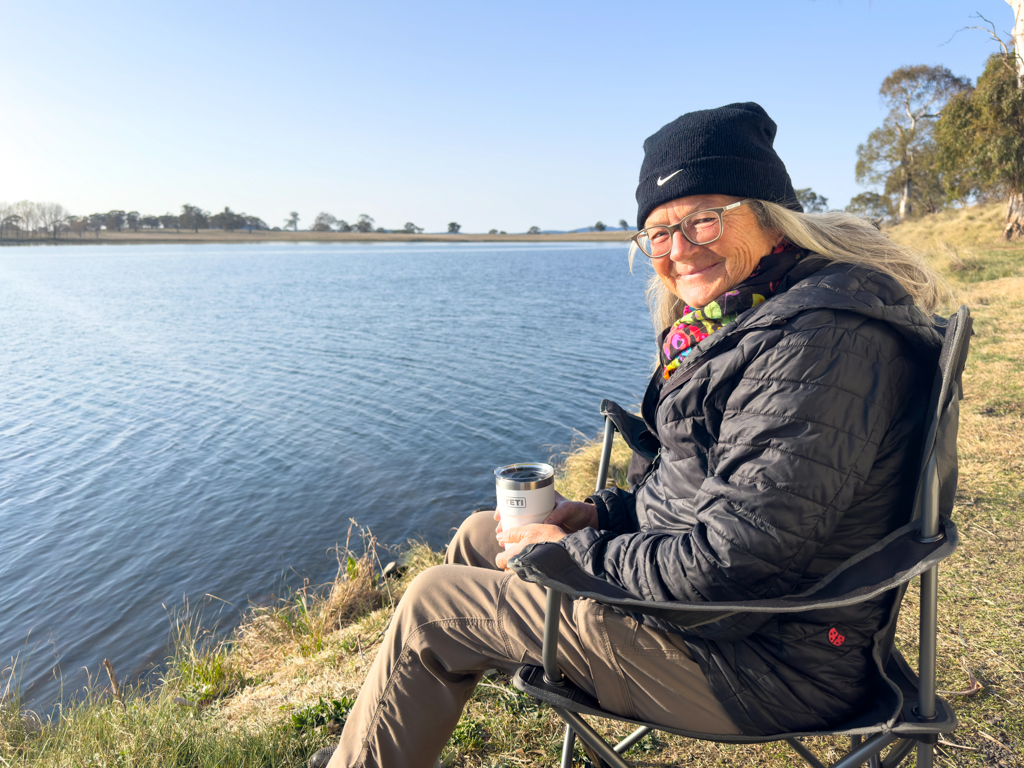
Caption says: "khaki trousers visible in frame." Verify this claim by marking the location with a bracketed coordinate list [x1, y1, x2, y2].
[328, 511, 738, 768]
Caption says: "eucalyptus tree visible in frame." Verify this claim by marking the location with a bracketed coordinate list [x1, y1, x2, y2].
[447, 221, 461, 233]
[87, 213, 106, 236]
[1, 213, 21, 239]
[285, 211, 300, 231]
[795, 188, 829, 213]
[937, 51, 1024, 239]
[210, 207, 248, 231]
[67, 216, 89, 238]
[855, 65, 970, 221]
[354, 214, 374, 233]
[103, 210, 127, 232]
[181, 204, 208, 232]
[845, 192, 893, 224]
[312, 212, 337, 231]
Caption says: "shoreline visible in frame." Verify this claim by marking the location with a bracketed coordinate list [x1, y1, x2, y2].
[0, 230, 633, 247]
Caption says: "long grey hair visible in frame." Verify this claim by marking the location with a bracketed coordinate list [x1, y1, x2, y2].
[630, 199, 948, 334]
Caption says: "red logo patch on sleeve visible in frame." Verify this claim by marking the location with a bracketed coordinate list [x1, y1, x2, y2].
[828, 628, 846, 647]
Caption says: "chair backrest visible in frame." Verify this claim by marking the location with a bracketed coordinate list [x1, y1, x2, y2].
[913, 305, 973, 530]
[874, 305, 972, 709]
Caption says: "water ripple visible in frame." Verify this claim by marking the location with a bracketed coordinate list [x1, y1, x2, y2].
[0, 242, 655, 706]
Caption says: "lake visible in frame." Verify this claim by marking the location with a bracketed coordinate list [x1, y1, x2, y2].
[0, 242, 656, 706]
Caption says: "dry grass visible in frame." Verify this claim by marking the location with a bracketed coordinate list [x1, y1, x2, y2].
[208, 534, 442, 734]
[886, 203, 1024, 287]
[554, 431, 634, 501]
[886, 203, 1008, 253]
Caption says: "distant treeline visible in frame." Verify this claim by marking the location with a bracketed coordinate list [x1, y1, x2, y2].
[0, 202, 271, 239]
[0, 202, 635, 240]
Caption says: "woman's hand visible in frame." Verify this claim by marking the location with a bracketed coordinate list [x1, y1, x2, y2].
[491, 492, 599, 536]
[543, 493, 599, 533]
[492, 491, 599, 569]
[495, 524, 567, 570]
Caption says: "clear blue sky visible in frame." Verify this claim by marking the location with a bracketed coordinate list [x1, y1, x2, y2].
[0, 0, 1015, 233]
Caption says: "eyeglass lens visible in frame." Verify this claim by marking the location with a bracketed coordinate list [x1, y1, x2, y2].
[638, 210, 722, 257]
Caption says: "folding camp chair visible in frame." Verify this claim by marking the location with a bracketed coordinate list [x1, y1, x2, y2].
[509, 306, 973, 768]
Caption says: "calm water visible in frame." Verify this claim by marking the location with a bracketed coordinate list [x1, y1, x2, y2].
[0, 242, 656, 705]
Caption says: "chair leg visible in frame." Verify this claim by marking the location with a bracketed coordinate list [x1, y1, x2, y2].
[916, 742, 933, 768]
[560, 725, 575, 768]
[880, 739, 916, 768]
[614, 726, 651, 754]
[552, 707, 631, 768]
[849, 735, 862, 767]
[829, 734, 900, 768]
[786, 738, 827, 768]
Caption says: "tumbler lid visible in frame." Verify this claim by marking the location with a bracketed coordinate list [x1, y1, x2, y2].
[494, 463, 554, 490]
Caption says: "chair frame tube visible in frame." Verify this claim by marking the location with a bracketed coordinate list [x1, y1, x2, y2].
[553, 707, 633, 768]
[543, 588, 565, 685]
[786, 738, 828, 768]
[559, 725, 575, 768]
[916, 449, 942, 768]
[828, 734, 900, 768]
[595, 417, 616, 493]
[881, 738, 916, 768]
[614, 726, 652, 754]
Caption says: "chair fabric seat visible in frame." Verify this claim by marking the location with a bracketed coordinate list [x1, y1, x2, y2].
[513, 649, 957, 743]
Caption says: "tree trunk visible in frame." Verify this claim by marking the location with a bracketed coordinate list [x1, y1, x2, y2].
[899, 177, 912, 221]
[1005, 190, 1024, 240]
[1010, 0, 1024, 85]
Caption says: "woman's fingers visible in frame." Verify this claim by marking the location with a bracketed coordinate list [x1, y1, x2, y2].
[494, 523, 567, 570]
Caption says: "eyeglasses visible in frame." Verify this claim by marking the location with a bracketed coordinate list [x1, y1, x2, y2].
[631, 199, 753, 258]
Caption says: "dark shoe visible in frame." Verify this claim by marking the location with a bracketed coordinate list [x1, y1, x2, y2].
[308, 743, 337, 768]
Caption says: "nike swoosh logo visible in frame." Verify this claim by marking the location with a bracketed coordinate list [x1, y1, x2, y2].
[657, 169, 683, 186]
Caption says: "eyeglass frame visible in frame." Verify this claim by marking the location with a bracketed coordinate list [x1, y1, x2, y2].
[630, 199, 755, 258]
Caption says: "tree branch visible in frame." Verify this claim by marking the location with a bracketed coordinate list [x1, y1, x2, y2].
[944, 13, 1020, 77]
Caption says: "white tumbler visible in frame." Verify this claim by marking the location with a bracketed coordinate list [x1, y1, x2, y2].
[494, 463, 556, 549]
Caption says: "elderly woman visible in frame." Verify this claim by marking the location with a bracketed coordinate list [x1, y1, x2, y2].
[318, 102, 944, 768]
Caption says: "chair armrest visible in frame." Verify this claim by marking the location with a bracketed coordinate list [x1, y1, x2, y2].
[508, 517, 957, 627]
[600, 399, 659, 462]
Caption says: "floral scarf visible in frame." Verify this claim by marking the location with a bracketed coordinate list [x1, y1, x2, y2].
[661, 245, 804, 379]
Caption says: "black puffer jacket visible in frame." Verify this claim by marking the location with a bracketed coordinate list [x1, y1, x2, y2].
[560, 254, 943, 735]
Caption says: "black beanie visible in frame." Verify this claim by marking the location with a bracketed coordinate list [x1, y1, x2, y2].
[635, 102, 802, 230]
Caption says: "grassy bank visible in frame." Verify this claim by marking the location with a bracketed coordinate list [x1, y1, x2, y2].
[2, 204, 1022, 767]
[0, 229, 632, 247]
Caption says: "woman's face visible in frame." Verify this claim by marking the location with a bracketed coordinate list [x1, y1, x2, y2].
[645, 194, 780, 308]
